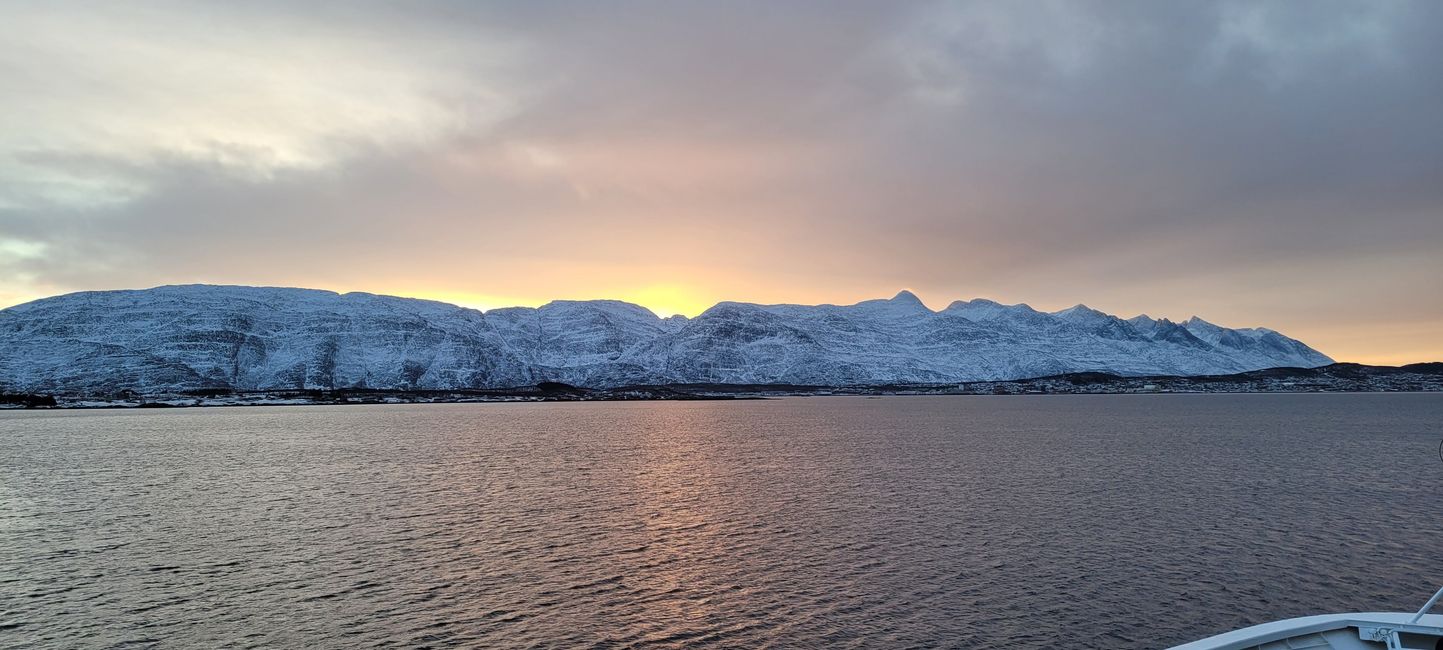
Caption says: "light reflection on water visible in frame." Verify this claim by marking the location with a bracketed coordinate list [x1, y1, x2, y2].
[2, 394, 1441, 648]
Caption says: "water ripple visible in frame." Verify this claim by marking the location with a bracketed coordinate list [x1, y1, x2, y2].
[1, 394, 1442, 648]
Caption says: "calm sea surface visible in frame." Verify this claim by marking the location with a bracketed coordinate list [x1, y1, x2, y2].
[2, 394, 1442, 649]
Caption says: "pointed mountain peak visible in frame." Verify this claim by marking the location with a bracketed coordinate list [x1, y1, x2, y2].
[849, 290, 932, 315]
[1182, 316, 1236, 346]
[1055, 303, 1101, 317]
[1126, 314, 1160, 335]
[890, 289, 924, 305]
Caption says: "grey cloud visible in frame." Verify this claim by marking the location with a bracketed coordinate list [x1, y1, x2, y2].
[1, 0, 1440, 360]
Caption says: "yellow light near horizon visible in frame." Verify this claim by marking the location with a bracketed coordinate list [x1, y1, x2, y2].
[615, 284, 712, 318]
[0, 289, 46, 310]
[378, 284, 712, 319]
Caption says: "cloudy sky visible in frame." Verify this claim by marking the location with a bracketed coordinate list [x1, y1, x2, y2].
[0, 1, 1439, 363]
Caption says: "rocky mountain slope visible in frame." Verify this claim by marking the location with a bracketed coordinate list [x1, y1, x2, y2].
[0, 285, 1333, 395]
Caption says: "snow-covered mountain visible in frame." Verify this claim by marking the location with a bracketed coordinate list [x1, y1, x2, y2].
[0, 285, 1333, 395]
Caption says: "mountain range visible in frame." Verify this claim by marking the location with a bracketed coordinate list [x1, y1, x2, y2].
[0, 285, 1333, 395]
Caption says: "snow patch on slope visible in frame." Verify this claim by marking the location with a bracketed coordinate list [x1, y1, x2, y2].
[0, 285, 1335, 394]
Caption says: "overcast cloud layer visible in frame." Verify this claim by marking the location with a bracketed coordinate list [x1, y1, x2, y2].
[0, 1, 1439, 363]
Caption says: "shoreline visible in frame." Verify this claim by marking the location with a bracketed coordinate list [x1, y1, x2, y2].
[5, 384, 1441, 411]
[5, 363, 1441, 410]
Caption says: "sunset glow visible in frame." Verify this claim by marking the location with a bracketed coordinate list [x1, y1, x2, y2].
[6, 6, 1442, 649]
[1, 2, 1439, 366]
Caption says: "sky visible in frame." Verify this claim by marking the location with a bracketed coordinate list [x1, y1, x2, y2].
[0, 1, 1439, 364]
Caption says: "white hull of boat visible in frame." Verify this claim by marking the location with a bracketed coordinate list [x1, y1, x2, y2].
[1169, 612, 1443, 650]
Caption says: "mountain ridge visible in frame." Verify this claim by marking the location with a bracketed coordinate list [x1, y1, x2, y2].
[0, 284, 1335, 395]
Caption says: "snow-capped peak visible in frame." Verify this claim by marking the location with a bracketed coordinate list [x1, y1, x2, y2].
[944, 298, 1043, 322]
[846, 290, 933, 316]
[0, 284, 1335, 394]
[890, 289, 924, 305]
[1054, 304, 1106, 320]
[1127, 314, 1159, 333]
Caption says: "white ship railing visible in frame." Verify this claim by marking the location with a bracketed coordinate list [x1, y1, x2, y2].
[1409, 584, 1443, 624]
